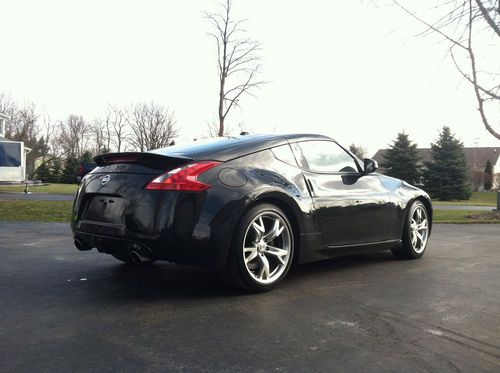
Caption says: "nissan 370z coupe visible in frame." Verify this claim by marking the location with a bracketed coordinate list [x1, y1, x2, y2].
[72, 134, 432, 292]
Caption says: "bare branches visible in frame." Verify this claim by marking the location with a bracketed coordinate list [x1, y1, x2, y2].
[58, 115, 89, 158]
[1, 92, 179, 177]
[450, 48, 500, 100]
[205, 0, 266, 137]
[0, 92, 15, 120]
[126, 102, 177, 152]
[109, 105, 128, 152]
[393, 0, 468, 49]
[92, 105, 129, 154]
[475, 0, 500, 36]
[90, 117, 108, 155]
[392, 0, 500, 140]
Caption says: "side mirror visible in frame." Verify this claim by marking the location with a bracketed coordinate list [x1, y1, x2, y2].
[363, 158, 378, 174]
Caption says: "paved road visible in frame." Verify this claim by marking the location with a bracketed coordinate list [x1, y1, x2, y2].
[0, 222, 499, 372]
[433, 204, 495, 211]
[0, 192, 74, 201]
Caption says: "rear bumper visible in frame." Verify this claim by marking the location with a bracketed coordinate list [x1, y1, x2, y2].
[71, 185, 248, 269]
[74, 231, 168, 260]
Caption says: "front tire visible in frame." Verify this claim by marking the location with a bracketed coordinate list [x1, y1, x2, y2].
[392, 200, 430, 259]
[228, 203, 294, 292]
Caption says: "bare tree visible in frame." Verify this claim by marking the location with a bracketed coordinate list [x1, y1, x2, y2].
[349, 143, 368, 159]
[38, 112, 55, 162]
[0, 93, 43, 145]
[392, 0, 500, 140]
[203, 119, 231, 139]
[470, 168, 485, 191]
[90, 117, 108, 155]
[0, 93, 17, 139]
[126, 102, 177, 151]
[58, 115, 89, 158]
[109, 105, 128, 152]
[205, 0, 266, 137]
[0, 92, 16, 121]
[5, 102, 39, 142]
[91, 104, 129, 154]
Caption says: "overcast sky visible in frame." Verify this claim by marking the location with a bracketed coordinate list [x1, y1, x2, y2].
[1, 0, 498, 156]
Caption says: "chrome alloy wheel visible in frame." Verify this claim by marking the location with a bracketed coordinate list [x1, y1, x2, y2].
[410, 205, 429, 254]
[242, 211, 292, 285]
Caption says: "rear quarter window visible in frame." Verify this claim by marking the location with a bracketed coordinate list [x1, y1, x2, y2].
[271, 144, 298, 167]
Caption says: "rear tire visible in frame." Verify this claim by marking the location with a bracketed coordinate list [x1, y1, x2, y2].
[392, 200, 430, 259]
[228, 203, 294, 292]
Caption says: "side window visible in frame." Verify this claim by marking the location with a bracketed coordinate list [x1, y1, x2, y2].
[271, 144, 298, 167]
[298, 141, 359, 173]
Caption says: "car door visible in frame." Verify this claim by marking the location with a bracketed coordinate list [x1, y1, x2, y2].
[292, 140, 395, 247]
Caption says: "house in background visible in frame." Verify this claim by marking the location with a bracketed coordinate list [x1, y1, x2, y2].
[0, 112, 31, 183]
[372, 147, 500, 190]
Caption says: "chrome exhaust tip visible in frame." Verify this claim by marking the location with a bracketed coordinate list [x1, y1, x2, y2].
[129, 250, 151, 265]
[74, 239, 91, 251]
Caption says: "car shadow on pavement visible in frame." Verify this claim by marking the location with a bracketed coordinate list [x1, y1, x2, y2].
[82, 251, 398, 302]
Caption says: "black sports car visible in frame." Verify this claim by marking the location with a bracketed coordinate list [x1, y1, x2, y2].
[72, 134, 432, 292]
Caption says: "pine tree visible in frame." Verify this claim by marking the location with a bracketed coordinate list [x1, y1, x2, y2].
[61, 156, 80, 184]
[423, 126, 471, 200]
[80, 150, 94, 163]
[47, 159, 62, 183]
[484, 159, 493, 191]
[34, 161, 51, 182]
[381, 132, 421, 185]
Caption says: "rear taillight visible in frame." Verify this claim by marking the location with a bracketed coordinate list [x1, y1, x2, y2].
[145, 161, 221, 191]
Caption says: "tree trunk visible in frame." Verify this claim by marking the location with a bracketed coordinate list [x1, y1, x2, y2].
[218, 79, 225, 137]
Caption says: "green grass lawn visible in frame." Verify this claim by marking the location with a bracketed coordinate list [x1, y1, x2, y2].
[0, 196, 498, 224]
[0, 200, 73, 222]
[0, 183, 78, 195]
[433, 191, 498, 206]
[434, 209, 500, 224]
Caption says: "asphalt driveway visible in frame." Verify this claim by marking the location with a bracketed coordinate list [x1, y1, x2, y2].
[0, 222, 499, 372]
[433, 204, 495, 211]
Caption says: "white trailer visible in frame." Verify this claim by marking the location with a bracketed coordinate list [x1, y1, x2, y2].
[0, 112, 30, 183]
[0, 140, 29, 183]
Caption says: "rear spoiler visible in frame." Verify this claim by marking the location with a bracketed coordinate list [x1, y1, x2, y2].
[94, 152, 193, 170]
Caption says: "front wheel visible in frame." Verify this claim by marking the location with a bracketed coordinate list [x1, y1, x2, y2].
[228, 203, 294, 292]
[392, 200, 430, 259]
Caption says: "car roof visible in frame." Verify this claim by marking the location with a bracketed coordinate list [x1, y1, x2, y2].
[150, 133, 334, 162]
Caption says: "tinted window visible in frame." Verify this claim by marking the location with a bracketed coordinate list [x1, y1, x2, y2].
[0, 142, 21, 167]
[298, 141, 358, 173]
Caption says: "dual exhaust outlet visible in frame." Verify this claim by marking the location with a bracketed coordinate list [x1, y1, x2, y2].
[74, 239, 152, 265]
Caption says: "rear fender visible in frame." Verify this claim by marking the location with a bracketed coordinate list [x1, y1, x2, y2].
[213, 186, 319, 269]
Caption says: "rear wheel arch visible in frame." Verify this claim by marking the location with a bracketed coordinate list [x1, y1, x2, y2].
[238, 193, 302, 265]
[227, 200, 296, 291]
